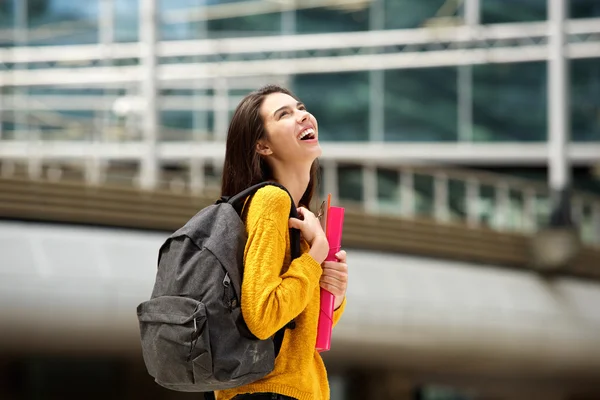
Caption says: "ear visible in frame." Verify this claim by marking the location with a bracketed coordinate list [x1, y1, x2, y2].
[255, 140, 273, 157]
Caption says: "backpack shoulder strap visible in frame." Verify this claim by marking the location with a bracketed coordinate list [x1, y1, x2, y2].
[226, 182, 302, 357]
[226, 182, 301, 259]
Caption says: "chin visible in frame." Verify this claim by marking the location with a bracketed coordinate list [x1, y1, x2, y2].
[312, 144, 323, 158]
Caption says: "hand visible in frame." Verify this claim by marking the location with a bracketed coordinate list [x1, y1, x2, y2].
[320, 250, 348, 310]
[289, 207, 329, 263]
[288, 207, 325, 246]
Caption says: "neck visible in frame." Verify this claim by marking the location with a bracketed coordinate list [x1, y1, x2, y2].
[271, 163, 312, 208]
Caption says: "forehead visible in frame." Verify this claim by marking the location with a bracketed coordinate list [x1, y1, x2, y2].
[260, 92, 298, 118]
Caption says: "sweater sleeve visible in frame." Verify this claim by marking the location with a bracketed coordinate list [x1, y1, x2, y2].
[332, 296, 346, 328]
[241, 187, 323, 340]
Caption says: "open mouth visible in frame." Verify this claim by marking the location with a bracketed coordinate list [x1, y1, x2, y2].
[298, 128, 316, 141]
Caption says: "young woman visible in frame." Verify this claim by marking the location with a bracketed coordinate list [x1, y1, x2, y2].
[216, 85, 349, 400]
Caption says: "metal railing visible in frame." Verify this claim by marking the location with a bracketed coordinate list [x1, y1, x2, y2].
[1, 159, 598, 247]
[1, 18, 599, 86]
[328, 163, 600, 247]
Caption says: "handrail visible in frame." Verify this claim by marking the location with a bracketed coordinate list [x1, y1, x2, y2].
[1, 155, 599, 248]
[0, 176, 598, 282]
[2, 18, 599, 65]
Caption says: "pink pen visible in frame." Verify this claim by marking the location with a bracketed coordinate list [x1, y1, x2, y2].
[315, 205, 344, 352]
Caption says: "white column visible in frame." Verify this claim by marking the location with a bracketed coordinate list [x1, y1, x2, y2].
[400, 169, 415, 218]
[14, 0, 28, 142]
[87, 0, 115, 186]
[280, 0, 296, 85]
[210, 78, 229, 181]
[466, 178, 480, 227]
[548, 0, 570, 198]
[434, 173, 449, 222]
[139, 0, 159, 190]
[27, 128, 42, 180]
[458, 0, 479, 142]
[281, 0, 296, 37]
[191, 85, 208, 193]
[190, 158, 206, 195]
[191, 3, 208, 195]
[495, 181, 510, 230]
[323, 160, 339, 205]
[213, 78, 229, 142]
[369, 0, 385, 142]
[362, 164, 378, 213]
[524, 188, 537, 232]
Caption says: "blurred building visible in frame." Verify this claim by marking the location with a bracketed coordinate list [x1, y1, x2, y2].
[1, 0, 600, 399]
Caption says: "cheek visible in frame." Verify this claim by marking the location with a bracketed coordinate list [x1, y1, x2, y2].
[310, 114, 318, 129]
[267, 122, 296, 149]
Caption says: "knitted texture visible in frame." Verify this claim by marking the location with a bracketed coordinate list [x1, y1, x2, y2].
[216, 186, 346, 400]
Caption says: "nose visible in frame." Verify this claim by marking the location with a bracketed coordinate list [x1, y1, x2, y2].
[297, 110, 309, 123]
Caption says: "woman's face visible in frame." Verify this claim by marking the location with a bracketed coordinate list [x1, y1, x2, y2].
[257, 92, 321, 165]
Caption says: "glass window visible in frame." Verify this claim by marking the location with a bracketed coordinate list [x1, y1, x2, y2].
[385, 68, 458, 142]
[414, 174, 434, 218]
[160, 108, 214, 141]
[0, 1, 14, 47]
[535, 192, 551, 228]
[338, 164, 363, 203]
[206, 0, 281, 39]
[296, 5, 368, 34]
[377, 168, 400, 214]
[115, 0, 139, 43]
[508, 189, 526, 231]
[384, 0, 447, 30]
[481, 0, 546, 24]
[28, 0, 100, 46]
[293, 72, 370, 142]
[571, 58, 600, 142]
[478, 184, 497, 228]
[448, 179, 467, 222]
[571, 0, 600, 18]
[473, 62, 547, 142]
[208, 14, 281, 38]
[579, 201, 595, 245]
[160, 110, 193, 140]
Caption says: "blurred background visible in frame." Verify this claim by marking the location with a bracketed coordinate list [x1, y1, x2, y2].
[0, 0, 600, 399]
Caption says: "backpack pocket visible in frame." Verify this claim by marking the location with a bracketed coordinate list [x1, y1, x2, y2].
[137, 296, 212, 387]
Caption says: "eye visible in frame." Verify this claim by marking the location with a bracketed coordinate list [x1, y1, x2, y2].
[278, 110, 290, 119]
[298, 105, 307, 111]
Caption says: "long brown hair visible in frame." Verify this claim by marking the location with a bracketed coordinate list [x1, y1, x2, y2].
[221, 84, 319, 209]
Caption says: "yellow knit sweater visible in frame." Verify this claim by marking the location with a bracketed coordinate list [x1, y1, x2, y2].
[215, 186, 346, 400]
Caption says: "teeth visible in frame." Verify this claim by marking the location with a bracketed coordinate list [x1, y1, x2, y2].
[298, 128, 315, 140]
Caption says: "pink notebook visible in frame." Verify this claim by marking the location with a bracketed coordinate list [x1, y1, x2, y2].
[316, 195, 345, 352]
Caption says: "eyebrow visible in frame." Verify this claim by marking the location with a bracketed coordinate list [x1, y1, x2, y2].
[273, 102, 305, 117]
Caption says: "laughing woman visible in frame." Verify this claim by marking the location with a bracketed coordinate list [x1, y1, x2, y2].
[215, 85, 349, 400]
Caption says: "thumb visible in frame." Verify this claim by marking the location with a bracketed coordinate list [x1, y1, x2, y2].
[288, 218, 303, 230]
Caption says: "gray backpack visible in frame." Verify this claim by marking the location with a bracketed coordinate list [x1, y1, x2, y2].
[136, 182, 299, 394]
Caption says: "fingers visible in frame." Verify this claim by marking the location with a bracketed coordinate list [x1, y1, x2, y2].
[288, 217, 303, 230]
[322, 261, 348, 277]
[320, 261, 348, 296]
[335, 250, 347, 263]
[296, 207, 310, 219]
[319, 276, 347, 297]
